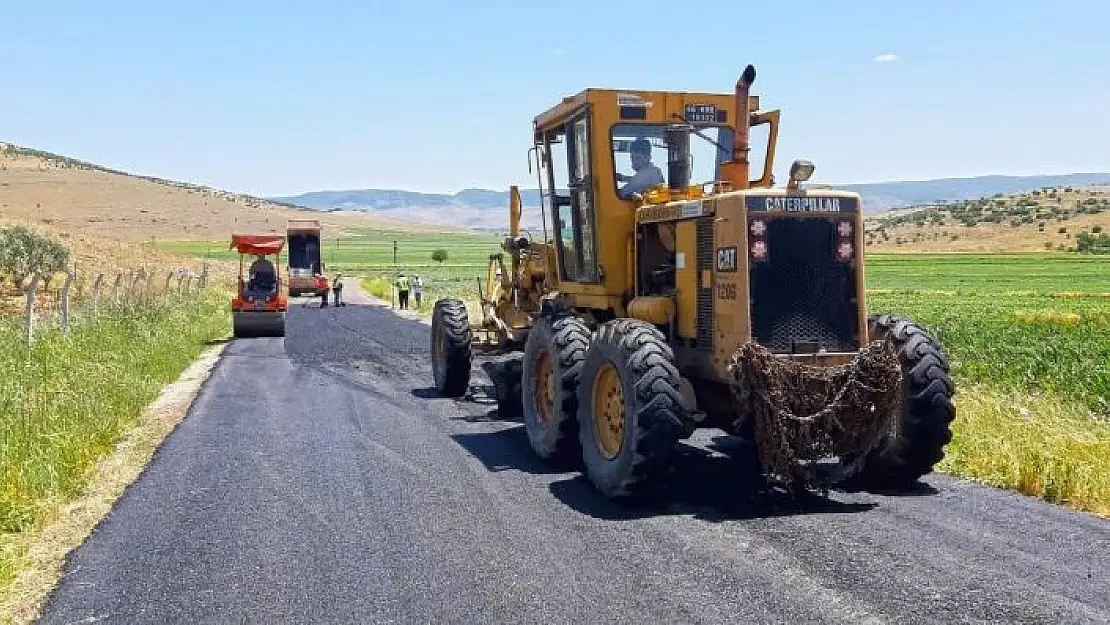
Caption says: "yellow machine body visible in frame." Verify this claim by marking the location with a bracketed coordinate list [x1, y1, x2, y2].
[478, 70, 868, 385]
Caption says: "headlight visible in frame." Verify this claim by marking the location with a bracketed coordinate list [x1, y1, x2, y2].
[789, 159, 815, 184]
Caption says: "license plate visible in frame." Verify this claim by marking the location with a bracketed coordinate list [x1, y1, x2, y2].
[685, 103, 720, 123]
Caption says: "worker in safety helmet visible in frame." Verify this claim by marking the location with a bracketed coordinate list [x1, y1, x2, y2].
[616, 138, 664, 199]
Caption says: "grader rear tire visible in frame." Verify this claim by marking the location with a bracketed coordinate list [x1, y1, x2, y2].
[853, 314, 956, 490]
[521, 315, 590, 462]
[577, 319, 684, 500]
[431, 299, 472, 397]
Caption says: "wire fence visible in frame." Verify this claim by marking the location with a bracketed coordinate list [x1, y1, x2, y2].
[3, 262, 213, 345]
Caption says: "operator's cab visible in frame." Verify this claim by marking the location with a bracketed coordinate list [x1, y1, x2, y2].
[247, 256, 278, 295]
[530, 77, 778, 313]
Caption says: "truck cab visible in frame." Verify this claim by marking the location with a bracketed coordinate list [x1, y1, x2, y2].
[286, 219, 329, 299]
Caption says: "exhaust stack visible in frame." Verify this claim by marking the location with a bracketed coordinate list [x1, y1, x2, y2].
[720, 64, 757, 191]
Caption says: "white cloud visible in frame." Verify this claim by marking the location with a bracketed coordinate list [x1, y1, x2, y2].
[553, 48, 566, 56]
[873, 53, 899, 63]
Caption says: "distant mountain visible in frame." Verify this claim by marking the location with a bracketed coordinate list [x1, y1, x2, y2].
[271, 173, 1110, 229]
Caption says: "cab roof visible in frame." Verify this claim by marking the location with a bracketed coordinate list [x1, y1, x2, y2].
[230, 234, 284, 256]
[533, 88, 758, 133]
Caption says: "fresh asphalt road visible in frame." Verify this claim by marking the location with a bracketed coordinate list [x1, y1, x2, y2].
[39, 285, 1110, 624]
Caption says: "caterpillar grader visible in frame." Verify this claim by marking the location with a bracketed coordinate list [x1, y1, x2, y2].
[429, 65, 956, 500]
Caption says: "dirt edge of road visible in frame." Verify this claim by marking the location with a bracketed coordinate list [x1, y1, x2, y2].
[1, 341, 229, 625]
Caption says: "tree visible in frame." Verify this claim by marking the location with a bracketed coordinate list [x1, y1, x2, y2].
[431, 249, 448, 264]
[0, 226, 69, 288]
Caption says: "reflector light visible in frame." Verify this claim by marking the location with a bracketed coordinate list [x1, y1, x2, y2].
[838, 220, 853, 238]
[751, 240, 768, 260]
[750, 219, 767, 237]
[837, 241, 853, 260]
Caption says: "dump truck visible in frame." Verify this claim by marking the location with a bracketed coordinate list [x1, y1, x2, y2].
[286, 219, 329, 299]
[428, 65, 956, 500]
[230, 233, 287, 338]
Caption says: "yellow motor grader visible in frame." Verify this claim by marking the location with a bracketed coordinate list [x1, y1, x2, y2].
[430, 65, 955, 500]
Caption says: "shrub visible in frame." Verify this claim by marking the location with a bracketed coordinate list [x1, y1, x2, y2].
[0, 226, 69, 287]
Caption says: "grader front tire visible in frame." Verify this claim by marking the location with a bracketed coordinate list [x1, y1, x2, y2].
[577, 319, 684, 500]
[521, 315, 590, 462]
[854, 314, 956, 490]
[431, 299, 472, 397]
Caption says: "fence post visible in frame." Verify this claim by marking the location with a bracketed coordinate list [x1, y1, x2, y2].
[199, 263, 209, 289]
[165, 271, 174, 294]
[130, 269, 144, 301]
[61, 265, 76, 335]
[184, 274, 193, 295]
[91, 274, 104, 316]
[111, 273, 123, 306]
[24, 272, 40, 345]
[146, 273, 154, 301]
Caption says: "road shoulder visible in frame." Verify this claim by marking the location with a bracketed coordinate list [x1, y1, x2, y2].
[345, 277, 431, 325]
[1, 342, 227, 625]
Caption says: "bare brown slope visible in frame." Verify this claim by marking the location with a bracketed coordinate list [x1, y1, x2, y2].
[0, 143, 460, 242]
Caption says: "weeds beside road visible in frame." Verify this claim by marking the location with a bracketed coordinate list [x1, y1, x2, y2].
[0, 290, 229, 591]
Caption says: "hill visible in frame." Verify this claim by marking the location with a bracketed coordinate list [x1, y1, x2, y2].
[272, 173, 1110, 229]
[0, 142, 452, 244]
[865, 185, 1110, 252]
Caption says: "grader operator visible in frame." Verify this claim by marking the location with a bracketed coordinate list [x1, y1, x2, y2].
[429, 65, 956, 500]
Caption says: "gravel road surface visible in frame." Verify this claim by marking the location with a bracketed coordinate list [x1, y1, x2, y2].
[38, 283, 1110, 624]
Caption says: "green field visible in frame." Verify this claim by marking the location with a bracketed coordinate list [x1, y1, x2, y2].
[164, 232, 1110, 514]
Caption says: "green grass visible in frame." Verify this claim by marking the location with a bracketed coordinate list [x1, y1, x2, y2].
[0, 291, 229, 586]
[158, 227, 501, 273]
[862, 257, 1110, 515]
[167, 232, 1110, 514]
[865, 253, 1110, 294]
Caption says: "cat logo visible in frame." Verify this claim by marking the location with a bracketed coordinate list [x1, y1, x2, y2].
[716, 246, 738, 272]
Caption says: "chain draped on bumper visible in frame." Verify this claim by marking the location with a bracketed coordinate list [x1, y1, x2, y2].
[727, 340, 902, 489]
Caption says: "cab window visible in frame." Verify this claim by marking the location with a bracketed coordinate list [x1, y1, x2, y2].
[542, 111, 598, 283]
[611, 124, 735, 198]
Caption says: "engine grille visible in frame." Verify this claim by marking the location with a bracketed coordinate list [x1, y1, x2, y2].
[696, 216, 714, 351]
[748, 217, 859, 353]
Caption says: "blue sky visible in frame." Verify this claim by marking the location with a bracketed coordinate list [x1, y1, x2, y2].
[2, 0, 1108, 196]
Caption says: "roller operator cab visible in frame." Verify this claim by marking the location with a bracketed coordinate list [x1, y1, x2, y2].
[429, 66, 956, 502]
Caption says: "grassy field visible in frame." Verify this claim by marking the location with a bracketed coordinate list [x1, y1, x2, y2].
[0, 291, 229, 589]
[165, 231, 1110, 515]
[864, 255, 1109, 514]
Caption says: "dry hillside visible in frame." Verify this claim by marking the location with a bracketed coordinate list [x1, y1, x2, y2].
[0, 141, 468, 314]
[0, 143, 449, 244]
[866, 185, 1110, 252]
